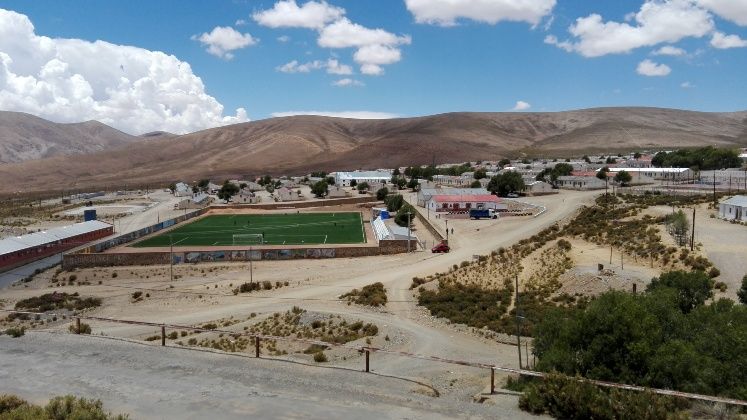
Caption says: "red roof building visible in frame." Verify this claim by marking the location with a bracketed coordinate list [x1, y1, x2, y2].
[427, 194, 505, 212]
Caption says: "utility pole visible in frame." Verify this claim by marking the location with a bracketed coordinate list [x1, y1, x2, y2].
[407, 211, 412, 253]
[249, 244, 253, 284]
[169, 234, 174, 282]
[445, 219, 449, 242]
[514, 275, 522, 370]
[713, 171, 716, 205]
[691, 207, 696, 251]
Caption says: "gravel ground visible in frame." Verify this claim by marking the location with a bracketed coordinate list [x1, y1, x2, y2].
[0, 332, 533, 419]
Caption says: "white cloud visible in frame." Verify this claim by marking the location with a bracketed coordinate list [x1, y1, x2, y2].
[276, 58, 352, 74]
[652, 45, 687, 56]
[696, 0, 747, 26]
[0, 8, 248, 135]
[277, 35, 291, 43]
[253, 0, 343, 29]
[636, 59, 672, 76]
[192, 26, 257, 59]
[547, 0, 713, 57]
[404, 0, 556, 27]
[332, 78, 364, 87]
[317, 18, 411, 75]
[512, 101, 531, 111]
[325, 58, 353, 75]
[254, 2, 410, 76]
[681, 81, 695, 88]
[710, 31, 747, 48]
[271, 110, 399, 119]
[235, 19, 248, 26]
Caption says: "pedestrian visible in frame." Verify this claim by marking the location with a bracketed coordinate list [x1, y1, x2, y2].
[451, 227, 454, 235]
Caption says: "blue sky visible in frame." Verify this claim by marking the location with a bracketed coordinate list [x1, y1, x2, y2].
[0, 0, 746, 134]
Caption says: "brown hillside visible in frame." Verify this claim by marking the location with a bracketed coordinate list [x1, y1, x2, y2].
[0, 111, 138, 163]
[1, 107, 745, 194]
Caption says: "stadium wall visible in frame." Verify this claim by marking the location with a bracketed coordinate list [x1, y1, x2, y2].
[221, 195, 377, 210]
[62, 240, 411, 269]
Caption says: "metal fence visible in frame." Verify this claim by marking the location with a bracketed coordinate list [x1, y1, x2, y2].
[2, 309, 745, 407]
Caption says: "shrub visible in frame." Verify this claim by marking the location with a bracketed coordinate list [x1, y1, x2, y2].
[518, 373, 686, 419]
[313, 352, 328, 363]
[708, 267, 721, 278]
[4, 326, 25, 338]
[739, 274, 747, 305]
[340, 282, 387, 307]
[233, 282, 261, 294]
[201, 323, 217, 330]
[69, 322, 92, 334]
[0, 394, 28, 413]
[714, 281, 727, 292]
[262, 281, 273, 290]
[167, 331, 178, 340]
[111, 272, 118, 278]
[410, 277, 428, 289]
[15, 292, 101, 312]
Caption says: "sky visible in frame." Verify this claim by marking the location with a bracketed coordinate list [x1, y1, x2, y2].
[0, 0, 746, 135]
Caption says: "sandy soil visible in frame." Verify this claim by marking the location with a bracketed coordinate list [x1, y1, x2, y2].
[7, 188, 722, 417]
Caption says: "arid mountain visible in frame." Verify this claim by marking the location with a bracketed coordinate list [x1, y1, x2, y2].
[1, 107, 746, 194]
[0, 111, 137, 163]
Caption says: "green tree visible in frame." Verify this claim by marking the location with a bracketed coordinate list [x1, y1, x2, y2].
[487, 172, 525, 196]
[357, 182, 369, 192]
[325, 176, 335, 185]
[470, 180, 482, 188]
[597, 167, 609, 194]
[633, 152, 642, 159]
[350, 179, 357, 187]
[647, 270, 713, 314]
[393, 168, 400, 176]
[395, 203, 415, 227]
[737, 274, 747, 304]
[384, 194, 404, 212]
[473, 169, 487, 179]
[376, 187, 389, 200]
[168, 183, 176, 194]
[583, 155, 591, 163]
[406, 177, 419, 191]
[311, 180, 329, 198]
[217, 181, 239, 202]
[606, 156, 617, 164]
[614, 170, 632, 186]
[498, 158, 511, 166]
[197, 179, 210, 191]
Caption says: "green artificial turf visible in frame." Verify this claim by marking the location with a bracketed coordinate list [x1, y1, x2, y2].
[131, 212, 365, 247]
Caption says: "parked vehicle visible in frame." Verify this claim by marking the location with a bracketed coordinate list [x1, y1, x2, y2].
[469, 208, 498, 219]
[506, 192, 519, 198]
[431, 241, 450, 253]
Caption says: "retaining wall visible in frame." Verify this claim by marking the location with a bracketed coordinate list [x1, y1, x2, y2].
[63, 241, 410, 270]
[221, 195, 377, 210]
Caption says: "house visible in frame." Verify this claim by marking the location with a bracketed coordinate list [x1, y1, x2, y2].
[606, 167, 694, 181]
[236, 189, 260, 204]
[174, 182, 191, 197]
[276, 187, 302, 202]
[624, 155, 654, 168]
[0, 221, 113, 272]
[175, 193, 212, 209]
[523, 180, 555, 195]
[427, 194, 505, 213]
[432, 174, 474, 188]
[334, 170, 391, 187]
[326, 185, 348, 198]
[417, 188, 489, 207]
[555, 176, 606, 190]
[719, 196, 747, 222]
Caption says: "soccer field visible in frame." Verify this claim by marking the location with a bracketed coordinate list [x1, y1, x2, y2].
[131, 212, 366, 247]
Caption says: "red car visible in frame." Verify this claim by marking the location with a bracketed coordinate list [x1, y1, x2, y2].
[431, 242, 450, 253]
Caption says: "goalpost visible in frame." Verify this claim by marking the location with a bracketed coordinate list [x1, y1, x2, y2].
[232, 233, 265, 246]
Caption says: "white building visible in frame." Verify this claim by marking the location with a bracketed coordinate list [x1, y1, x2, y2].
[174, 182, 191, 197]
[334, 170, 391, 187]
[236, 189, 260, 204]
[276, 187, 302, 202]
[417, 187, 489, 207]
[719, 196, 747, 222]
[523, 180, 555, 195]
[556, 176, 606, 190]
[427, 194, 505, 213]
[606, 167, 694, 181]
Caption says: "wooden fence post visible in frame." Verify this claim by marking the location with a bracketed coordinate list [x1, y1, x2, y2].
[365, 350, 370, 373]
[255, 336, 260, 358]
[490, 368, 495, 394]
[75, 317, 81, 334]
[161, 325, 166, 346]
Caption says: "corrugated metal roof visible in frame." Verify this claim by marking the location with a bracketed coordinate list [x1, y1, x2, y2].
[420, 188, 489, 196]
[0, 220, 112, 256]
[721, 195, 747, 207]
[336, 171, 391, 179]
[608, 167, 690, 173]
[431, 194, 500, 203]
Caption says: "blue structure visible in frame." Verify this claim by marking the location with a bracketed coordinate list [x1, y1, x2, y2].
[83, 209, 97, 221]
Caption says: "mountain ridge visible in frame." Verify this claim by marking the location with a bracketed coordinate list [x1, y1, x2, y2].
[0, 107, 745, 194]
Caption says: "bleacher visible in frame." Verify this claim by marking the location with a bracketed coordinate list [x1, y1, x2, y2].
[372, 216, 392, 241]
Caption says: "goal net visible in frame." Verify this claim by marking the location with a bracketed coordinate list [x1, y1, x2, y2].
[232, 233, 264, 246]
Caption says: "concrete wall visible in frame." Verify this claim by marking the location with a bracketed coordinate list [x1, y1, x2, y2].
[63, 241, 410, 270]
[222, 195, 376, 210]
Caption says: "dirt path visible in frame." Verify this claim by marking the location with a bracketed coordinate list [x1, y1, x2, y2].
[1, 332, 536, 419]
